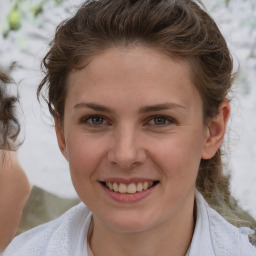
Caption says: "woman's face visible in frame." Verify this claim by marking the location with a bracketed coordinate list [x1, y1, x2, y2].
[56, 47, 213, 233]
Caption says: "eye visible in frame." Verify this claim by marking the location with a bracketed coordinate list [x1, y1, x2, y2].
[147, 115, 176, 126]
[82, 115, 108, 126]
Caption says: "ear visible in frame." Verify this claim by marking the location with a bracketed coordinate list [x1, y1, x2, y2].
[54, 115, 68, 160]
[201, 100, 230, 159]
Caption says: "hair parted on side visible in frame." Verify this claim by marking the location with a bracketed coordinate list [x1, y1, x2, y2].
[37, 0, 235, 204]
[0, 71, 20, 151]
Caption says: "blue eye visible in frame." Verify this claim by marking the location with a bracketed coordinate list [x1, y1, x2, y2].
[82, 115, 107, 126]
[148, 116, 175, 126]
[91, 116, 104, 125]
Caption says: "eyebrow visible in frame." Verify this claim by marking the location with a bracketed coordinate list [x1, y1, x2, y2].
[138, 103, 186, 113]
[74, 103, 115, 113]
[74, 102, 185, 113]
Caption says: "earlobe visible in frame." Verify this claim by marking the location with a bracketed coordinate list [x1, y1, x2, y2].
[201, 100, 230, 159]
[54, 116, 68, 160]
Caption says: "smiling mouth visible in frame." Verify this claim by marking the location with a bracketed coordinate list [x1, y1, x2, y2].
[101, 181, 159, 194]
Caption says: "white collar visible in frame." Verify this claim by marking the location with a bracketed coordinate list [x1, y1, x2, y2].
[188, 190, 256, 256]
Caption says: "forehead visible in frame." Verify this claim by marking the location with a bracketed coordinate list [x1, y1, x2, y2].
[66, 47, 201, 110]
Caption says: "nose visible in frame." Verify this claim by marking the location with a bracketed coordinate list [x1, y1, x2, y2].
[107, 126, 147, 170]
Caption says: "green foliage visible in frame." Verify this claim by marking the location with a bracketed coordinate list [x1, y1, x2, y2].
[54, 0, 64, 4]
[7, 8, 21, 31]
[225, 0, 231, 7]
[2, 0, 64, 37]
[31, 5, 44, 17]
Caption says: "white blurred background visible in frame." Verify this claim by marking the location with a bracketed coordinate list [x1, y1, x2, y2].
[0, 0, 255, 218]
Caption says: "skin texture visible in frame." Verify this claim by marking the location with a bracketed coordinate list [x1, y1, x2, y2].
[0, 150, 31, 252]
[55, 47, 230, 256]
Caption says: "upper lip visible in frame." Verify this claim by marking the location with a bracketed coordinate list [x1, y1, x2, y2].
[99, 178, 159, 184]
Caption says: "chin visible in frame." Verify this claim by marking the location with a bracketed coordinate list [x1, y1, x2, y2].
[97, 211, 158, 233]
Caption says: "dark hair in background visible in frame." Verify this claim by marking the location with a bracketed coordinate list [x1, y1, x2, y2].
[0, 70, 20, 151]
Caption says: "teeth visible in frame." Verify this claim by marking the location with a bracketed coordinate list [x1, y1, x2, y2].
[119, 183, 127, 193]
[127, 183, 137, 194]
[137, 182, 143, 192]
[113, 182, 119, 192]
[143, 181, 149, 190]
[105, 181, 156, 194]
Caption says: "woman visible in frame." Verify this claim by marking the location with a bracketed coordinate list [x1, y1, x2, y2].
[3, 0, 256, 255]
[0, 70, 31, 253]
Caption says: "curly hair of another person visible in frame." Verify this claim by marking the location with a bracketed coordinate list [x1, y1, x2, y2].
[0, 71, 20, 151]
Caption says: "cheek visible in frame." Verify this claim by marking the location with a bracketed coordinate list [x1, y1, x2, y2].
[65, 135, 107, 204]
[149, 133, 204, 181]
[65, 134, 106, 179]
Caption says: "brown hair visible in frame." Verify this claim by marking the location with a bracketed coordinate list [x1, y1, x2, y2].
[38, 0, 234, 202]
[0, 71, 20, 151]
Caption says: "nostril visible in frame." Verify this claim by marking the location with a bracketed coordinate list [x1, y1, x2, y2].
[107, 141, 147, 169]
[108, 157, 142, 170]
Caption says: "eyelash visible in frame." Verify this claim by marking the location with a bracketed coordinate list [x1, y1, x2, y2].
[80, 115, 177, 128]
[146, 115, 177, 126]
[81, 115, 109, 127]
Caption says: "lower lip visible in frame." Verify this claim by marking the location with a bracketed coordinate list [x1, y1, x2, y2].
[101, 183, 157, 203]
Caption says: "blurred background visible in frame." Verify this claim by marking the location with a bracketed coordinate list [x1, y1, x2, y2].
[0, 0, 255, 218]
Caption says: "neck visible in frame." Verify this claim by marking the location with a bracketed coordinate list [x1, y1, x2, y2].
[89, 197, 195, 256]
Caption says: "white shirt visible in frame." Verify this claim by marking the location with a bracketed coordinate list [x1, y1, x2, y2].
[3, 191, 256, 256]
[85, 233, 191, 255]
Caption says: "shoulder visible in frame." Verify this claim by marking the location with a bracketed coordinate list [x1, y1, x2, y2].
[196, 191, 256, 256]
[2, 202, 91, 256]
[208, 207, 256, 255]
[0, 151, 30, 201]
